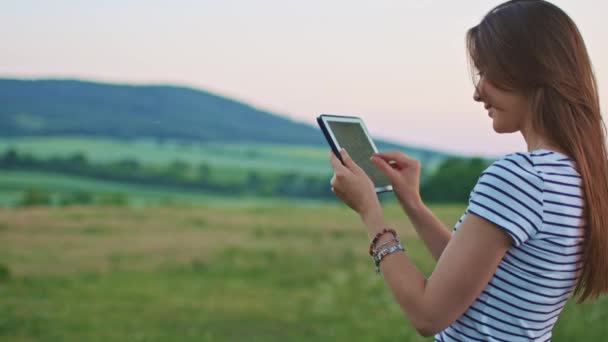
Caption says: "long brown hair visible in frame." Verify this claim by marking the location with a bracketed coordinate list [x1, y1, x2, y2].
[467, 0, 608, 303]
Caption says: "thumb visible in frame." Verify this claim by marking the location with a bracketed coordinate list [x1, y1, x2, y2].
[339, 148, 360, 172]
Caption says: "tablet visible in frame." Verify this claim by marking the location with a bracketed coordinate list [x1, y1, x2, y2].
[317, 114, 393, 193]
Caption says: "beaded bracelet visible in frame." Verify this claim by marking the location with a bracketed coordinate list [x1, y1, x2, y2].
[373, 244, 405, 274]
[372, 236, 400, 255]
[368, 228, 397, 256]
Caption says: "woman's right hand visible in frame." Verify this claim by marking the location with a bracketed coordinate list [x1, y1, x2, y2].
[370, 150, 423, 211]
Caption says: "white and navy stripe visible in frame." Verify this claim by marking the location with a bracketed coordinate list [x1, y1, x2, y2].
[435, 149, 584, 342]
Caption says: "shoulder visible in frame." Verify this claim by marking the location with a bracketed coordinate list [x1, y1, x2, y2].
[477, 151, 544, 194]
[467, 151, 545, 246]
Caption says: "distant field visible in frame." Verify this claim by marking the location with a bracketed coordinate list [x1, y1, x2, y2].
[0, 137, 333, 175]
[0, 136, 448, 176]
[0, 169, 333, 208]
[0, 137, 340, 204]
[0, 137, 459, 203]
[0, 203, 606, 341]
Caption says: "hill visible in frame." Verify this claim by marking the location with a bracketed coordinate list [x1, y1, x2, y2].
[0, 78, 452, 159]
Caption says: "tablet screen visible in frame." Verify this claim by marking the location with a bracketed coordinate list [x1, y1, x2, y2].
[326, 120, 392, 189]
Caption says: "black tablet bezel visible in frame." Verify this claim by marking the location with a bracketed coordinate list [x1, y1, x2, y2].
[317, 114, 393, 193]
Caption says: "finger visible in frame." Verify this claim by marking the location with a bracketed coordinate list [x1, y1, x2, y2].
[339, 148, 361, 173]
[329, 150, 348, 173]
[372, 150, 417, 169]
[370, 154, 400, 180]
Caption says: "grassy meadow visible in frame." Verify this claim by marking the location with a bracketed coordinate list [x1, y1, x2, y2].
[0, 137, 606, 341]
[1, 202, 607, 341]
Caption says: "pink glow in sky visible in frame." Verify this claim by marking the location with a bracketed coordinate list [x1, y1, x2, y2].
[1, 0, 606, 157]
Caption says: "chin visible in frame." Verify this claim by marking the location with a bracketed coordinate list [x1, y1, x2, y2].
[490, 110, 521, 133]
[492, 122, 518, 134]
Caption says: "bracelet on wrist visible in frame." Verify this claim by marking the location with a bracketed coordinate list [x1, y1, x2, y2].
[373, 244, 405, 274]
[372, 237, 400, 255]
[368, 228, 397, 256]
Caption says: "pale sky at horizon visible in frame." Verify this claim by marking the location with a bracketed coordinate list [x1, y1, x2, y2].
[1, 0, 606, 157]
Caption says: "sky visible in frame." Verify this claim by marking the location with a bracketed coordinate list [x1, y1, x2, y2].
[1, 0, 606, 157]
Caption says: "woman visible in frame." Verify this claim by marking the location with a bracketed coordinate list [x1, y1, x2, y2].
[328, 0, 608, 340]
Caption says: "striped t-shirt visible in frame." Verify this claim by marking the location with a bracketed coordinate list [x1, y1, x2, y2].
[435, 148, 585, 342]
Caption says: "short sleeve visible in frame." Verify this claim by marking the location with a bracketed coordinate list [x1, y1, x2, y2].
[466, 156, 544, 246]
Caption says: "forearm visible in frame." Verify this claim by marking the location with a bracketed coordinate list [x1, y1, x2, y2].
[401, 198, 451, 262]
[361, 212, 434, 336]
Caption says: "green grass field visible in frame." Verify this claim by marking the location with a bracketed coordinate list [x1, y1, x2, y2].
[0, 203, 606, 341]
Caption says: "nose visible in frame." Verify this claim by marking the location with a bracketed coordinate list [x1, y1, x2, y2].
[473, 76, 484, 102]
[473, 88, 482, 102]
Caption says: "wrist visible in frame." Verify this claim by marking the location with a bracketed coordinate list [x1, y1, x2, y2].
[400, 194, 424, 213]
[360, 206, 388, 240]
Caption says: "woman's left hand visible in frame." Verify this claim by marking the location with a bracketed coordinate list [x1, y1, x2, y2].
[329, 148, 382, 218]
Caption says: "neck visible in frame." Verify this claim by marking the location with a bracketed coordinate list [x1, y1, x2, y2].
[520, 121, 560, 152]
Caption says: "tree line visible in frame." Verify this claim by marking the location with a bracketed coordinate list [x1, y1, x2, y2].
[0, 149, 492, 203]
